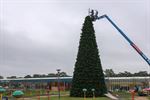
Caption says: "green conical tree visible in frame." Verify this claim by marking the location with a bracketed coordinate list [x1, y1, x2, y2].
[70, 16, 107, 97]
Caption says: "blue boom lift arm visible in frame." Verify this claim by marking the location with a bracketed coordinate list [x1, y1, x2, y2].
[89, 9, 150, 66]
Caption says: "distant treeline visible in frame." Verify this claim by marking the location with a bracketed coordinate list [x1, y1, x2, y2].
[104, 69, 150, 77]
[3, 72, 70, 79]
[0, 69, 150, 79]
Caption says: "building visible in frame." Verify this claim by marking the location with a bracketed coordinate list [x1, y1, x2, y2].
[0, 77, 149, 91]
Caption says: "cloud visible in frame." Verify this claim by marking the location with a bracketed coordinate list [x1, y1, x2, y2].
[0, 0, 150, 77]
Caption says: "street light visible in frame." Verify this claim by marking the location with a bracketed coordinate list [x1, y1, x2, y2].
[82, 88, 87, 100]
[56, 69, 61, 100]
[91, 89, 95, 99]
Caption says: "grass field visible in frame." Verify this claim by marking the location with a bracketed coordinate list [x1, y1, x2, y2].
[29, 96, 110, 100]
[22, 95, 150, 100]
[5, 90, 150, 100]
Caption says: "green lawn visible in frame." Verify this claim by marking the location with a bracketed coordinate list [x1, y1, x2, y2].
[148, 96, 150, 100]
[32, 96, 110, 100]
[11, 95, 150, 100]
[5, 90, 150, 100]
[112, 91, 150, 100]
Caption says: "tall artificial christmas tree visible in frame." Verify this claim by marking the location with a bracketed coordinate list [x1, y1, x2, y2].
[70, 16, 107, 97]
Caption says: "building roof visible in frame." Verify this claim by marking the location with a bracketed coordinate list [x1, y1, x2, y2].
[0, 77, 149, 83]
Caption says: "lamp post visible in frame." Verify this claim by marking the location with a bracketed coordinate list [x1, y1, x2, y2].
[56, 69, 61, 100]
[82, 88, 87, 100]
[91, 89, 95, 100]
[47, 90, 50, 100]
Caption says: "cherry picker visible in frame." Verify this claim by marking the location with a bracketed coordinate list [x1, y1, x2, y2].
[89, 9, 150, 66]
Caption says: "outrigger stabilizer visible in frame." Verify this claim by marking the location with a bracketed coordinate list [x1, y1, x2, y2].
[88, 9, 150, 66]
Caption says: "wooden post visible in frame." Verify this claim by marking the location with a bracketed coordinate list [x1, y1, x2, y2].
[47, 90, 50, 100]
[0, 93, 2, 100]
[63, 82, 66, 91]
[37, 91, 40, 100]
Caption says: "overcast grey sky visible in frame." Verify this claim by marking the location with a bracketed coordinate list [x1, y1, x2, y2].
[0, 0, 150, 78]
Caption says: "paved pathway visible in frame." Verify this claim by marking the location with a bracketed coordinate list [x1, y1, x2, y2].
[135, 97, 149, 100]
[105, 93, 118, 100]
